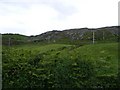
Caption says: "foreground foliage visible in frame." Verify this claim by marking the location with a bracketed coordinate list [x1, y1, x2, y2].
[2, 43, 119, 88]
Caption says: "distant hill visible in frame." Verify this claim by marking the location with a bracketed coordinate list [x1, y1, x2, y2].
[2, 33, 29, 46]
[29, 26, 119, 44]
[2, 26, 120, 46]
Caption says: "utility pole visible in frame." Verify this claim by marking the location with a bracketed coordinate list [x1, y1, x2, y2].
[92, 30, 95, 44]
[8, 38, 11, 46]
[103, 30, 105, 40]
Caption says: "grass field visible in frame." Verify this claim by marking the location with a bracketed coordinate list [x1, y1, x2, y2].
[2, 42, 119, 88]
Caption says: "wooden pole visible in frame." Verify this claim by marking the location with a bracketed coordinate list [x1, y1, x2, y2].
[93, 31, 95, 44]
[103, 30, 105, 40]
[8, 38, 11, 46]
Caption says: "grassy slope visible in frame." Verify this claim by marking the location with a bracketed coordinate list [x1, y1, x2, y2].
[13, 44, 73, 53]
[3, 43, 118, 76]
[12, 43, 118, 76]
[48, 43, 118, 76]
[2, 43, 118, 88]
[74, 43, 118, 76]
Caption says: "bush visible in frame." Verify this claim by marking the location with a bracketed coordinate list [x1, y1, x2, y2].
[2, 47, 118, 89]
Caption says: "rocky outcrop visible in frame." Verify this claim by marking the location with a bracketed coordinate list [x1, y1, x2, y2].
[2, 26, 119, 45]
[29, 26, 119, 43]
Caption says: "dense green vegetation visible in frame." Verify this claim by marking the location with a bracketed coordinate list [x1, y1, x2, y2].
[2, 34, 28, 46]
[2, 43, 119, 88]
[2, 26, 119, 88]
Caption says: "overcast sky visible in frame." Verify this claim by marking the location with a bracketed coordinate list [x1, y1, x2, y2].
[0, 0, 119, 36]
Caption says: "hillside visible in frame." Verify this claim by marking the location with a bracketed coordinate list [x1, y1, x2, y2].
[2, 33, 28, 46]
[2, 43, 119, 88]
[2, 26, 119, 46]
[29, 26, 119, 44]
[2, 26, 119, 88]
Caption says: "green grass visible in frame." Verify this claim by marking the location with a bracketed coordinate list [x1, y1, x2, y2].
[74, 43, 118, 75]
[2, 42, 119, 88]
[48, 43, 118, 76]
[3, 43, 118, 75]
[14, 43, 118, 76]
[11, 44, 73, 53]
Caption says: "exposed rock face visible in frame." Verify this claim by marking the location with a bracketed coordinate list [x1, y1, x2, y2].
[29, 26, 119, 43]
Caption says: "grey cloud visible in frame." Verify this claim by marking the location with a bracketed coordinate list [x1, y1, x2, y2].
[0, 1, 30, 16]
[39, 0, 77, 18]
[0, 0, 77, 17]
